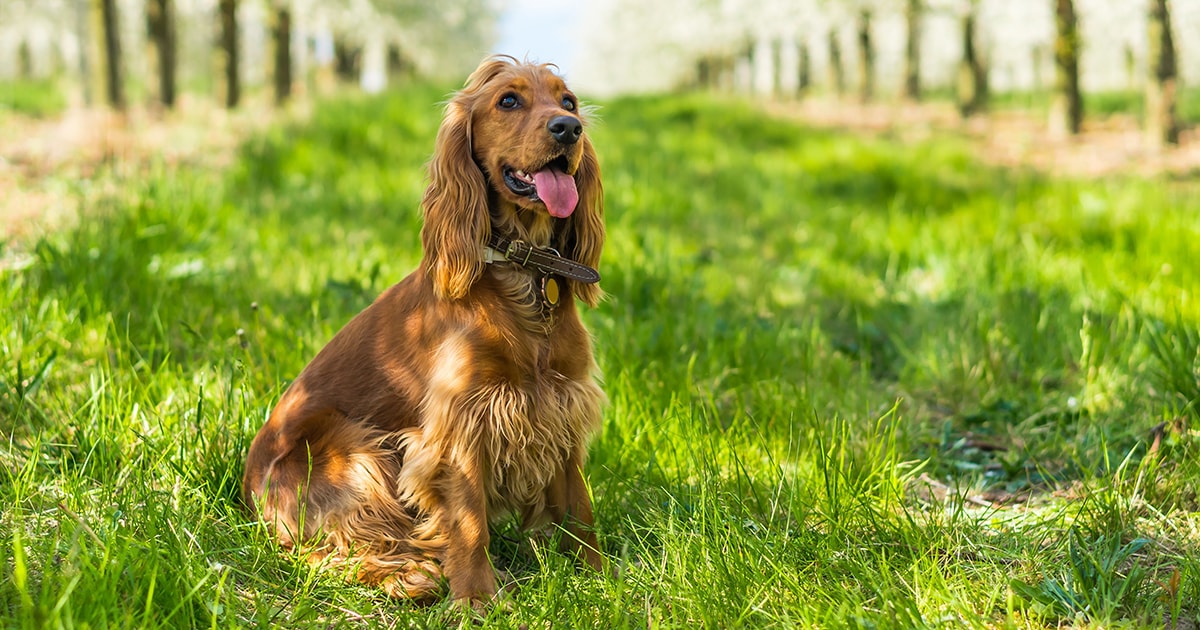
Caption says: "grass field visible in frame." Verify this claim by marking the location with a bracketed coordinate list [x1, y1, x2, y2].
[3, 84, 1199, 627]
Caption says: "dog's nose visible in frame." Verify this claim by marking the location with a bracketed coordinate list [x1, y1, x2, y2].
[547, 115, 582, 145]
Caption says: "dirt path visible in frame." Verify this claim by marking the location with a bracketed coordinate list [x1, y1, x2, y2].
[0, 97, 299, 241]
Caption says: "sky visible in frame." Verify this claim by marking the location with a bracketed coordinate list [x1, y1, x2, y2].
[491, 0, 584, 79]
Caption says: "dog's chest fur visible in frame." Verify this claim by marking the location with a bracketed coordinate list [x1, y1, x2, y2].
[475, 362, 604, 517]
[395, 290, 604, 522]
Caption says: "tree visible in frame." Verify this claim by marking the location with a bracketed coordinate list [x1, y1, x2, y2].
[1050, 0, 1082, 136]
[18, 39, 33, 79]
[333, 0, 500, 81]
[219, 0, 240, 108]
[273, 3, 293, 104]
[856, 7, 874, 102]
[828, 29, 845, 95]
[146, 0, 177, 108]
[957, 1, 988, 117]
[798, 42, 811, 93]
[903, 0, 921, 100]
[74, 0, 94, 105]
[1146, 0, 1179, 147]
[334, 40, 360, 82]
[100, 0, 125, 110]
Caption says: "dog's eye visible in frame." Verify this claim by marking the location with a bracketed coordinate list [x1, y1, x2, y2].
[498, 94, 520, 110]
[561, 96, 576, 112]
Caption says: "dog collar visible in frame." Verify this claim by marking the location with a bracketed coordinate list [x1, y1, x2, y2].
[480, 235, 600, 284]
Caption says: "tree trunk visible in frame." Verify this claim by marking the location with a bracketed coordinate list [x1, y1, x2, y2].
[18, 40, 33, 79]
[273, 5, 292, 104]
[360, 31, 387, 93]
[799, 43, 811, 93]
[856, 8, 874, 102]
[100, 0, 125, 110]
[1124, 44, 1136, 91]
[334, 40, 360, 82]
[903, 0, 921, 100]
[1146, 0, 1179, 147]
[752, 36, 775, 97]
[219, 0, 240, 108]
[828, 30, 845, 96]
[1032, 45, 1045, 92]
[147, 0, 176, 108]
[1051, 0, 1082, 136]
[696, 57, 712, 89]
[957, 5, 988, 117]
[76, 0, 94, 105]
[387, 45, 411, 81]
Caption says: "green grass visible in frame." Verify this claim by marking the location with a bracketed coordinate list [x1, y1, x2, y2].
[991, 87, 1200, 125]
[1085, 88, 1200, 124]
[0, 78, 68, 118]
[3, 85, 1199, 627]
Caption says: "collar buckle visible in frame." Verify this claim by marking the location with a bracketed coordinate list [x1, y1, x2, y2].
[481, 234, 600, 285]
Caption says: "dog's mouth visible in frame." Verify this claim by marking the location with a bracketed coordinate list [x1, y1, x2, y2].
[503, 156, 577, 218]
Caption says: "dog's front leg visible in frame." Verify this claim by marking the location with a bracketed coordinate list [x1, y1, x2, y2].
[547, 451, 603, 570]
[442, 458, 496, 604]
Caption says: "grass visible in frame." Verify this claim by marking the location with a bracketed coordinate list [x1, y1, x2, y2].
[0, 78, 68, 118]
[2, 84, 1199, 627]
[991, 87, 1200, 125]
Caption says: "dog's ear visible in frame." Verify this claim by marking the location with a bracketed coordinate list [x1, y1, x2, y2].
[568, 134, 605, 307]
[420, 97, 489, 300]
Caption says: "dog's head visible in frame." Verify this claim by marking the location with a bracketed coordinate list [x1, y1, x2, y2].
[421, 56, 604, 306]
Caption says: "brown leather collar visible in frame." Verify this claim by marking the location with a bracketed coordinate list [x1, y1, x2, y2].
[482, 235, 600, 284]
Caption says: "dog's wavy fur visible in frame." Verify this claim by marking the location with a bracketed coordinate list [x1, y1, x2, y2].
[242, 56, 605, 604]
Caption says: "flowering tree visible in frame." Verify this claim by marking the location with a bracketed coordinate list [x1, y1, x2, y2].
[0, 0, 496, 110]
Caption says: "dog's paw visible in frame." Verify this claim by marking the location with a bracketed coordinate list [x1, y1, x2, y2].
[380, 560, 445, 601]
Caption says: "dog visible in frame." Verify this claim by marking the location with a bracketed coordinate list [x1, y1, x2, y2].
[242, 56, 605, 604]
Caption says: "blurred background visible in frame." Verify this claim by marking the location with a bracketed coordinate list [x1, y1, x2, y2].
[575, 0, 1200, 98]
[1, 0, 1196, 120]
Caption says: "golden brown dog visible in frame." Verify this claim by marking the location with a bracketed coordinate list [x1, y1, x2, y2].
[242, 56, 605, 604]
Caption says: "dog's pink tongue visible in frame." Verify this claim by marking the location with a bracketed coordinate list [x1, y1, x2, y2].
[533, 168, 578, 218]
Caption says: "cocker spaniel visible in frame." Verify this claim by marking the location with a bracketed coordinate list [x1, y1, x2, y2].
[242, 56, 605, 605]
